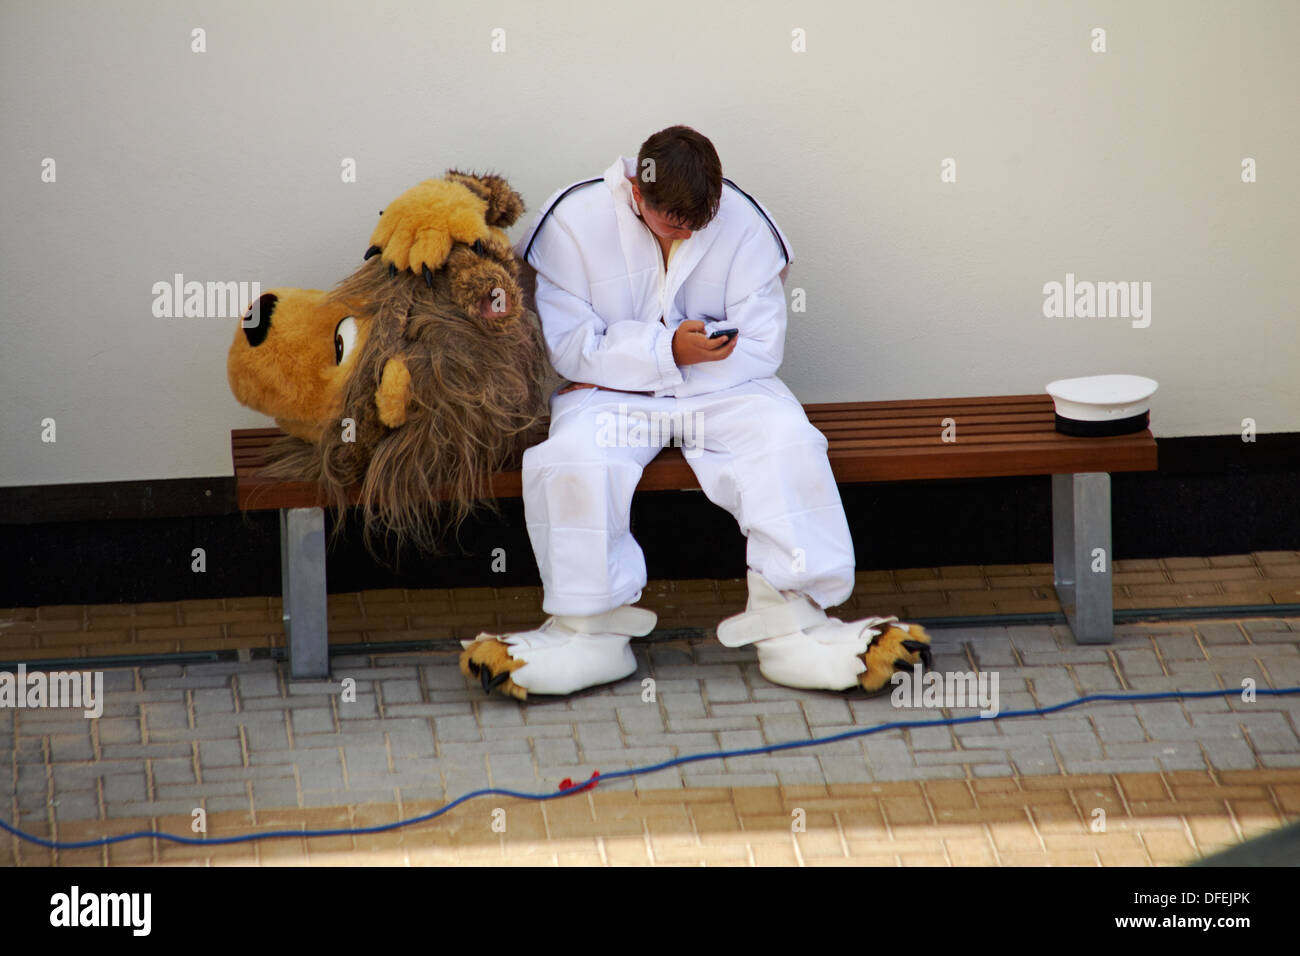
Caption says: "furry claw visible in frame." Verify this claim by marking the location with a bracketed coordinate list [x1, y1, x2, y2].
[459, 638, 527, 701]
[423, 264, 434, 289]
[857, 622, 934, 695]
[902, 639, 933, 669]
[364, 244, 381, 260]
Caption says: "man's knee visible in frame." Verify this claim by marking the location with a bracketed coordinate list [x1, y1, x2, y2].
[523, 417, 606, 473]
[739, 394, 826, 449]
[526, 402, 664, 476]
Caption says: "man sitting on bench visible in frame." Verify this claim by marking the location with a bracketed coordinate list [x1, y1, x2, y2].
[461, 125, 932, 699]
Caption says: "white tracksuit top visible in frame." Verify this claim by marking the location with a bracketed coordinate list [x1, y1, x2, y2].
[515, 156, 795, 399]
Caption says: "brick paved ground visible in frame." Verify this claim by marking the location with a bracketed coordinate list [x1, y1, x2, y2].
[2, 551, 1297, 866]
[1, 552, 1296, 661]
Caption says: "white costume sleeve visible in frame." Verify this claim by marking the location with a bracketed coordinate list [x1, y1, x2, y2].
[668, 226, 789, 398]
[531, 219, 684, 392]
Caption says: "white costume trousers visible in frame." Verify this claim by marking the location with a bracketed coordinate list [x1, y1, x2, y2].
[522, 376, 856, 617]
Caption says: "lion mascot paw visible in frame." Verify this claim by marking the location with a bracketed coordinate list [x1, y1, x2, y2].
[858, 622, 933, 696]
[460, 639, 528, 701]
[715, 570, 934, 695]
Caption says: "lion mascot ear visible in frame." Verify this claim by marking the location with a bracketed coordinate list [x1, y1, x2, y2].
[375, 356, 412, 428]
[444, 170, 525, 229]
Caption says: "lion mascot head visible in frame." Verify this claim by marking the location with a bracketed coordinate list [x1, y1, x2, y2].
[227, 170, 559, 554]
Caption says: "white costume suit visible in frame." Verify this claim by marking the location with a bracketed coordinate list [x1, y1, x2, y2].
[516, 156, 856, 617]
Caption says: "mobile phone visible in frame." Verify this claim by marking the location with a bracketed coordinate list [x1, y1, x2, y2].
[708, 327, 738, 340]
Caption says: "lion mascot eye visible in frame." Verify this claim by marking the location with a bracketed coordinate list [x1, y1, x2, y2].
[333, 316, 358, 365]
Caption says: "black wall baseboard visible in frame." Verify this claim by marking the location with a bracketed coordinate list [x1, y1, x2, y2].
[0, 476, 234, 525]
[0, 434, 1296, 609]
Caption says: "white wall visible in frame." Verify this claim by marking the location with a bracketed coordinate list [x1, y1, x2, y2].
[2, 0, 1297, 488]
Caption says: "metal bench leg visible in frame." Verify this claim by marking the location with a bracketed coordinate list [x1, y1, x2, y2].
[280, 507, 330, 679]
[1052, 472, 1114, 644]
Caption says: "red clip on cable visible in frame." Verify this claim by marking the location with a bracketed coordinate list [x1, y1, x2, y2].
[558, 771, 600, 793]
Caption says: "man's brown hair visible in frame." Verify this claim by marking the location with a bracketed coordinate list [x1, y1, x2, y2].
[635, 125, 722, 231]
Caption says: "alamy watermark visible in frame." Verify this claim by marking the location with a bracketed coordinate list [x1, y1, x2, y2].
[595, 404, 705, 459]
[1042, 272, 1151, 328]
[50, 886, 150, 936]
[891, 663, 1000, 718]
[151, 273, 261, 319]
[0, 664, 104, 718]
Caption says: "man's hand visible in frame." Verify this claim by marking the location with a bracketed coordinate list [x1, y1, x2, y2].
[672, 320, 738, 366]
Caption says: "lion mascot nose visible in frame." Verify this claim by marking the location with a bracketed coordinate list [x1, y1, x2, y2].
[243, 292, 279, 347]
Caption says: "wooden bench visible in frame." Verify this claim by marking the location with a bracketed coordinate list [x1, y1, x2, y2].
[232, 393, 1158, 678]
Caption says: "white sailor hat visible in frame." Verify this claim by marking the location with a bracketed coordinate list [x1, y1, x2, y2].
[1045, 374, 1158, 437]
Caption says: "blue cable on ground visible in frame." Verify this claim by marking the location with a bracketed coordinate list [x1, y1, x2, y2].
[3, 685, 1297, 851]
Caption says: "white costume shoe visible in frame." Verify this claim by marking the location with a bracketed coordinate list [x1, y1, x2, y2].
[717, 570, 929, 691]
[460, 605, 657, 698]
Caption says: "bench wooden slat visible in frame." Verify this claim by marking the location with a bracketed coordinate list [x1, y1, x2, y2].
[814, 407, 1052, 422]
[829, 431, 1128, 450]
[808, 403, 1052, 422]
[232, 394, 1157, 510]
[814, 416, 1055, 437]
[806, 393, 1049, 412]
